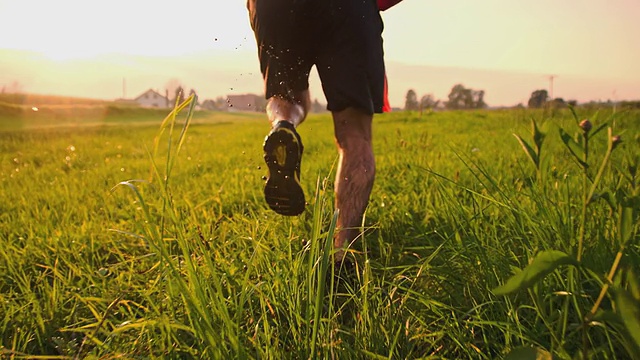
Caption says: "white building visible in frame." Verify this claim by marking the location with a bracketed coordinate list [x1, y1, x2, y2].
[134, 89, 169, 108]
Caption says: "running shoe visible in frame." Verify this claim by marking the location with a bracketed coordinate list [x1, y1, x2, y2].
[263, 120, 305, 216]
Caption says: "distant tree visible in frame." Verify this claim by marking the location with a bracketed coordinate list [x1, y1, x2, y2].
[528, 89, 548, 108]
[165, 78, 182, 100]
[445, 84, 486, 109]
[473, 90, 486, 109]
[567, 99, 578, 107]
[549, 97, 566, 109]
[420, 94, 439, 109]
[201, 99, 217, 111]
[189, 89, 199, 104]
[174, 86, 185, 105]
[404, 89, 419, 111]
[255, 96, 267, 112]
[619, 100, 640, 109]
[418, 94, 440, 116]
[312, 98, 324, 113]
[214, 96, 226, 109]
[446, 84, 466, 109]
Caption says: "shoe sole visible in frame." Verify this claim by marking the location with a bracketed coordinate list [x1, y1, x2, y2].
[263, 126, 305, 216]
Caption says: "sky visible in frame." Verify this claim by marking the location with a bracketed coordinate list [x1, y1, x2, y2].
[1, 0, 639, 107]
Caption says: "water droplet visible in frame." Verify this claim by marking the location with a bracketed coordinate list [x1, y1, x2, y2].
[261, 175, 267, 180]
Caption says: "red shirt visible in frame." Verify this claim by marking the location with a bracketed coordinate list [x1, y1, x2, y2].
[378, 0, 402, 112]
[377, 0, 403, 11]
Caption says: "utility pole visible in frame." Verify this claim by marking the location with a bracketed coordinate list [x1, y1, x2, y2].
[547, 75, 557, 100]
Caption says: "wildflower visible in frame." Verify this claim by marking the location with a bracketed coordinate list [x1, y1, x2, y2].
[579, 119, 592, 133]
[611, 135, 622, 150]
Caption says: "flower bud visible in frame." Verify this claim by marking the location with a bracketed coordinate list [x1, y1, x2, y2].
[579, 119, 592, 133]
[611, 135, 622, 149]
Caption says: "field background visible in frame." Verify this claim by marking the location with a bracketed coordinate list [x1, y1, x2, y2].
[1, 97, 639, 358]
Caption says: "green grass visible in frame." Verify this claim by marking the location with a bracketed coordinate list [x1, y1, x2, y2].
[0, 93, 260, 131]
[1, 104, 639, 358]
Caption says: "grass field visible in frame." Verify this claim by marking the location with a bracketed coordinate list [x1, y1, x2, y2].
[1, 100, 639, 358]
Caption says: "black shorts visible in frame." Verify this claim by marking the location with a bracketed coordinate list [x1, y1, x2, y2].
[247, 0, 385, 114]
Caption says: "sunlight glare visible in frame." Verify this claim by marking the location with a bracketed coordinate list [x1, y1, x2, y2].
[1, 0, 254, 60]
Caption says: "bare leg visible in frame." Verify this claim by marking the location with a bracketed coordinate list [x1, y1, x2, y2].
[262, 90, 311, 216]
[332, 107, 375, 261]
[265, 90, 311, 127]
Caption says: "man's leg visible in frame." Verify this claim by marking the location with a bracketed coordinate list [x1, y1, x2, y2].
[248, 0, 314, 216]
[265, 90, 310, 128]
[332, 107, 375, 261]
[262, 91, 311, 216]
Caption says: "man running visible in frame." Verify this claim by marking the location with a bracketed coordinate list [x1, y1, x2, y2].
[247, 0, 402, 262]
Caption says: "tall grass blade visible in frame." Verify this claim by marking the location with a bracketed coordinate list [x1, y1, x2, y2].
[590, 122, 609, 139]
[504, 346, 552, 360]
[559, 128, 587, 168]
[615, 289, 640, 348]
[493, 250, 578, 296]
[618, 205, 635, 246]
[310, 210, 338, 358]
[532, 118, 545, 151]
[513, 134, 539, 168]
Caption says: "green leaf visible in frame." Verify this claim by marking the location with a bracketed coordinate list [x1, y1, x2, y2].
[531, 119, 545, 152]
[493, 250, 578, 296]
[590, 121, 609, 139]
[513, 134, 539, 168]
[615, 289, 640, 348]
[568, 104, 580, 122]
[591, 309, 622, 325]
[504, 346, 552, 360]
[559, 128, 587, 168]
[619, 205, 635, 246]
[628, 268, 640, 301]
[599, 190, 618, 211]
[626, 153, 638, 178]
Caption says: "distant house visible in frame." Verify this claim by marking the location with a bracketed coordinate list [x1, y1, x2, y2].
[200, 99, 219, 111]
[226, 94, 265, 112]
[134, 89, 169, 108]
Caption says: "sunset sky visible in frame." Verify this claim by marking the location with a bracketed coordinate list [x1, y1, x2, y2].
[1, 0, 639, 107]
